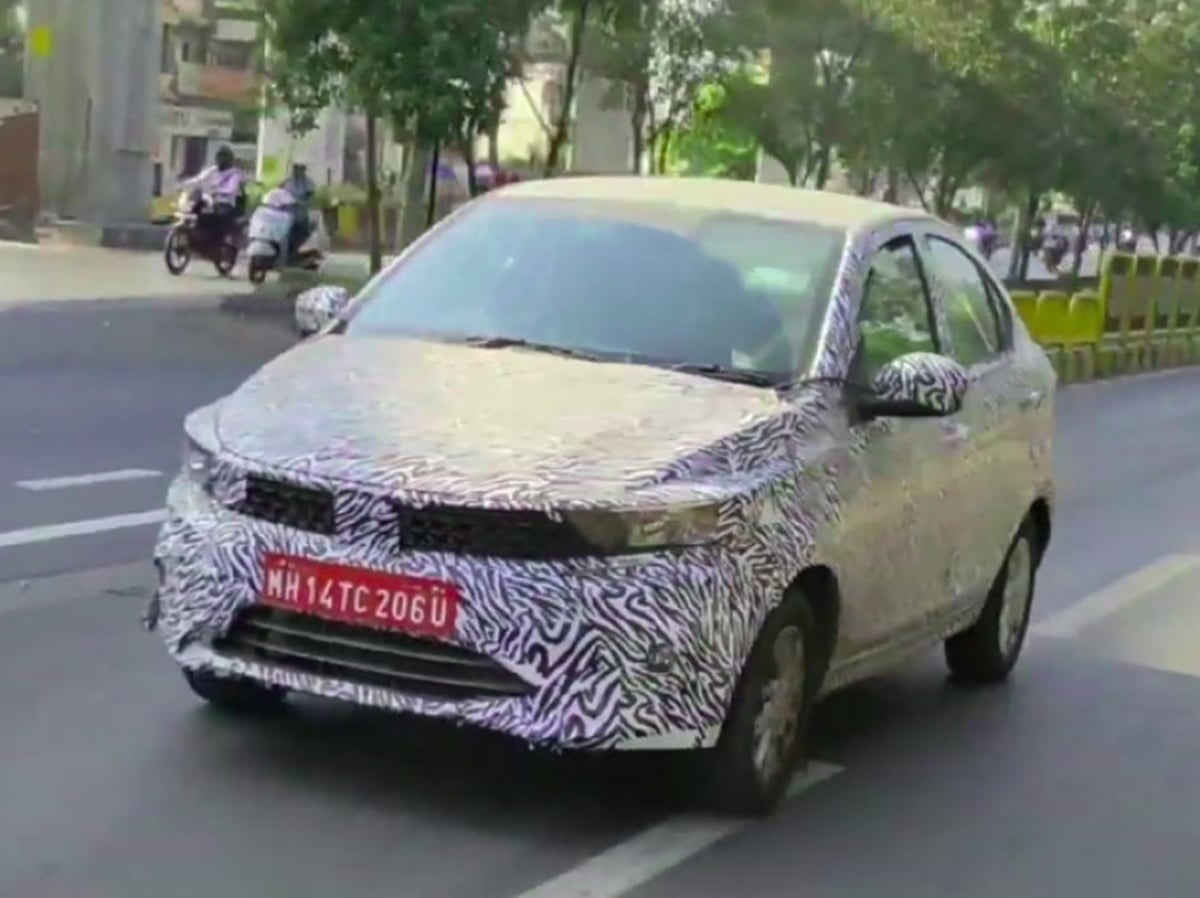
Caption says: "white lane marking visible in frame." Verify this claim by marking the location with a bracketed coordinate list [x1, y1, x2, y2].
[16, 468, 162, 491]
[1033, 553, 1200, 639]
[0, 510, 166, 548]
[515, 761, 843, 898]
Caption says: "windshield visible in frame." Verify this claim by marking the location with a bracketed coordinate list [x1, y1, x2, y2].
[342, 197, 846, 380]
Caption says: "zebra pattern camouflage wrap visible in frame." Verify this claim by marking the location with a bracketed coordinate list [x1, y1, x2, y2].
[294, 284, 351, 336]
[148, 213, 1055, 752]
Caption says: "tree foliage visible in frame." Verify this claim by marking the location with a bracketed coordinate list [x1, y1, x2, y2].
[261, 0, 544, 268]
[0, 0, 23, 99]
[260, 0, 1200, 254]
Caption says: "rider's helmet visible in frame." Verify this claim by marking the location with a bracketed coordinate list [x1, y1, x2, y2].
[215, 145, 235, 170]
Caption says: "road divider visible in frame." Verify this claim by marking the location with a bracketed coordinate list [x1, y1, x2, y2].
[0, 511, 166, 548]
[1015, 252, 1200, 383]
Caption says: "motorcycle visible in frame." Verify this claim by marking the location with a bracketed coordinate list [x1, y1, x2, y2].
[964, 223, 999, 261]
[1116, 228, 1138, 253]
[163, 188, 242, 277]
[245, 187, 326, 284]
[1041, 232, 1070, 273]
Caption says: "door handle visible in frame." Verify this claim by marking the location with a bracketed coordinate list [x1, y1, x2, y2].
[939, 421, 970, 444]
[1019, 390, 1044, 410]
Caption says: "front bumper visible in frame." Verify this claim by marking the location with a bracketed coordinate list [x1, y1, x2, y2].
[149, 475, 771, 751]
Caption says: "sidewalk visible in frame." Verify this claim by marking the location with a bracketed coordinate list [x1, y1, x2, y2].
[0, 242, 256, 303]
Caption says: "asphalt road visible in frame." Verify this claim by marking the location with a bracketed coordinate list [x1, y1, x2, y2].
[2, 294, 1200, 898]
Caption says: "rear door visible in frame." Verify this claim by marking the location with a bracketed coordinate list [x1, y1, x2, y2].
[915, 228, 1038, 605]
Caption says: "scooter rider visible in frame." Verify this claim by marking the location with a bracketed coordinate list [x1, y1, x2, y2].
[180, 145, 246, 244]
[279, 161, 316, 263]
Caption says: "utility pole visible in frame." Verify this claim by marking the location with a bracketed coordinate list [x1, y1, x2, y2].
[23, 0, 160, 223]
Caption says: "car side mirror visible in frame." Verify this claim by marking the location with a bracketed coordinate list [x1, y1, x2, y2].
[858, 351, 968, 419]
[294, 285, 351, 337]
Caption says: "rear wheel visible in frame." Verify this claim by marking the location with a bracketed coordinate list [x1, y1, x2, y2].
[213, 238, 238, 277]
[692, 591, 824, 816]
[945, 519, 1038, 684]
[184, 668, 287, 714]
[163, 228, 190, 275]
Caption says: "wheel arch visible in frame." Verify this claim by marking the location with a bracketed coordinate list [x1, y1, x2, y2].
[785, 564, 841, 678]
[1027, 496, 1052, 565]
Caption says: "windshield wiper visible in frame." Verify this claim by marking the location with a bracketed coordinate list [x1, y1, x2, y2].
[667, 363, 785, 387]
[454, 335, 612, 361]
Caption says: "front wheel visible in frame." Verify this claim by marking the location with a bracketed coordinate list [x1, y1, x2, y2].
[247, 255, 270, 284]
[691, 591, 823, 816]
[945, 519, 1038, 684]
[184, 668, 287, 714]
[163, 228, 191, 275]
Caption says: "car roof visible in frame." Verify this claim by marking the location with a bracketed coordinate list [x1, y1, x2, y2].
[494, 176, 935, 231]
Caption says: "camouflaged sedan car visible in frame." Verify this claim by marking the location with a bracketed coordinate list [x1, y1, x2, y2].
[147, 177, 1055, 816]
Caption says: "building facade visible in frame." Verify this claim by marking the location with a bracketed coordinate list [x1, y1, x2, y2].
[155, 0, 261, 197]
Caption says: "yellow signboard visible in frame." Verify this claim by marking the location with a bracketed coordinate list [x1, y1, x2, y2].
[29, 26, 54, 58]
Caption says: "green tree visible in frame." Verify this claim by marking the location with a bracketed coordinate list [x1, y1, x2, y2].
[0, 0, 23, 99]
[583, 0, 721, 172]
[665, 76, 759, 179]
[261, 0, 539, 271]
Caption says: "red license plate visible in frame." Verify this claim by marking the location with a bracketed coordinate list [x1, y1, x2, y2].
[260, 553, 460, 638]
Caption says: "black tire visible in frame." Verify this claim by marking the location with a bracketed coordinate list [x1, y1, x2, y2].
[183, 668, 287, 714]
[945, 519, 1039, 684]
[214, 239, 238, 277]
[692, 591, 825, 817]
[164, 228, 191, 275]
[248, 257, 270, 284]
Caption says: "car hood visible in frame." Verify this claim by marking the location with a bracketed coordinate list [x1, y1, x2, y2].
[213, 336, 786, 504]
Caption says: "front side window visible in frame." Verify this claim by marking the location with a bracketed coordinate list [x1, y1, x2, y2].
[342, 198, 846, 380]
[853, 236, 937, 382]
[923, 235, 1005, 366]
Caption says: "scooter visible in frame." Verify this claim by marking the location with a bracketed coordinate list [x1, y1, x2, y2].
[163, 188, 242, 277]
[245, 187, 326, 284]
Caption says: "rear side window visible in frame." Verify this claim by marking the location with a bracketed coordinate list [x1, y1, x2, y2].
[922, 236, 1006, 366]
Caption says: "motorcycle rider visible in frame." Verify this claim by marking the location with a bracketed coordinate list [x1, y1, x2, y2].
[180, 145, 246, 245]
[279, 161, 317, 263]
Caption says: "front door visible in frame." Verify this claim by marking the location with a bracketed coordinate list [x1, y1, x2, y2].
[833, 232, 963, 657]
[916, 228, 1033, 607]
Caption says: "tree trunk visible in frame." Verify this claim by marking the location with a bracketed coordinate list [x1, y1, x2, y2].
[487, 120, 500, 169]
[654, 130, 671, 174]
[1009, 190, 1039, 282]
[426, 140, 440, 228]
[463, 133, 479, 197]
[398, 141, 430, 250]
[1068, 202, 1096, 284]
[629, 87, 646, 174]
[883, 167, 899, 203]
[364, 113, 382, 275]
[544, 0, 590, 176]
[813, 144, 832, 189]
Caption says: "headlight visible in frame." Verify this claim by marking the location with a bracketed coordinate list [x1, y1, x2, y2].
[183, 436, 215, 492]
[565, 505, 721, 553]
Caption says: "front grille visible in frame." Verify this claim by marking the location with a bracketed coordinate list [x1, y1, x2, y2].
[236, 475, 335, 535]
[214, 607, 534, 701]
[395, 504, 593, 559]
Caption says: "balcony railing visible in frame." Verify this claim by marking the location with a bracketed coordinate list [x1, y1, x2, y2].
[175, 61, 259, 103]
